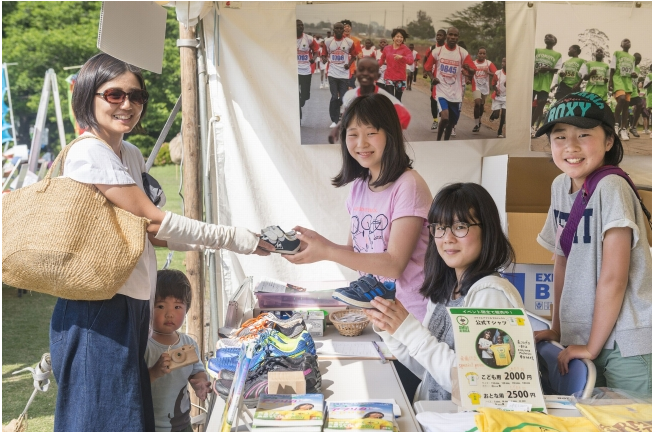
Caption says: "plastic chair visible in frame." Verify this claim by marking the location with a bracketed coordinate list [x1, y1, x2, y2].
[536, 340, 596, 399]
[527, 311, 552, 331]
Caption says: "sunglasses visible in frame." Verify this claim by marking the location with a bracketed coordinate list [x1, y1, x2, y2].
[95, 88, 149, 105]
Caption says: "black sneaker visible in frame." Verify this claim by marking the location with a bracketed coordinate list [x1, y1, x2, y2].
[332, 275, 396, 309]
[472, 124, 480, 133]
[630, 127, 640, 138]
[260, 226, 301, 254]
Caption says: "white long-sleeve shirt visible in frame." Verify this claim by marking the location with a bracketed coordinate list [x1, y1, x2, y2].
[375, 275, 524, 402]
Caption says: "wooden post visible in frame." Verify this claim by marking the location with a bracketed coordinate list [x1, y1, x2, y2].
[179, 23, 205, 430]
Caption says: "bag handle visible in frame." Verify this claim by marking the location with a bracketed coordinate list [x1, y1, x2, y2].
[560, 165, 652, 257]
[46, 134, 113, 179]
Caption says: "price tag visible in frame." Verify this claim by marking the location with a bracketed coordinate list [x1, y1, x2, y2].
[448, 308, 547, 412]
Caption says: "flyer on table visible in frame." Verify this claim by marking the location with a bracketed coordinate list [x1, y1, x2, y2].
[447, 308, 546, 412]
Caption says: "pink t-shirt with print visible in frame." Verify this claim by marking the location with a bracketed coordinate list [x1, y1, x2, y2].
[346, 170, 432, 321]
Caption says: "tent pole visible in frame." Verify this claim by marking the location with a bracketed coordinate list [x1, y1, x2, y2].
[179, 22, 205, 429]
[196, 25, 220, 353]
[3, 63, 18, 151]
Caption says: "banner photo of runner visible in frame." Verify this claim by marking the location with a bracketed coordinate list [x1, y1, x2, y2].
[530, 2, 652, 155]
[296, 2, 507, 145]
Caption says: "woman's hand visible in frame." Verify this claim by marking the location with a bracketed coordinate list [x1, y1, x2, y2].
[283, 226, 333, 264]
[253, 238, 275, 256]
[557, 345, 595, 375]
[533, 329, 560, 343]
[393, 54, 403, 61]
[364, 298, 409, 335]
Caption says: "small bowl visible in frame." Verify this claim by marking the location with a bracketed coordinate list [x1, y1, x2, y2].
[330, 309, 369, 337]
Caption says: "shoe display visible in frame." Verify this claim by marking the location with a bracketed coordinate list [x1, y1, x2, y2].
[629, 127, 640, 138]
[260, 226, 301, 254]
[215, 354, 322, 407]
[619, 128, 630, 141]
[431, 120, 438, 131]
[472, 124, 480, 133]
[210, 328, 316, 375]
[218, 354, 321, 390]
[332, 275, 396, 309]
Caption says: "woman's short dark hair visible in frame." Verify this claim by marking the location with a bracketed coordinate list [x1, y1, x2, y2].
[390, 28, 408, 40]
[332, 93, 412, 188]
[72, 53, 148, 131]
[546, 125, 623, 166]
[156, 269, 192, 311]
[419, 183, 515, 305]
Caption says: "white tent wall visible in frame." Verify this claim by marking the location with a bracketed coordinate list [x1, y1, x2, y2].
[200, 2, 651, 322]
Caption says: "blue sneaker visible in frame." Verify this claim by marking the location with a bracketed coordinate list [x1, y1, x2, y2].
[332, 275, 396, 308]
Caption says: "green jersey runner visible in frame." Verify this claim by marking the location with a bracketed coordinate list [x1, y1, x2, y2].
[533, 48, 562, 93]
[644, 73, 652, 108]
[610, 51, 636, 93]
[560, 57, 586, 87]
[580, 61, 610, 100]
[632, 65, 641, 96]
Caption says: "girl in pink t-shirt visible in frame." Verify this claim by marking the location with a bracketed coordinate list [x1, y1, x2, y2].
[285, 93, 432, 321]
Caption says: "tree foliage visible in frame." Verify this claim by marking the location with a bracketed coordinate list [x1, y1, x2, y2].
[1, 1, 181, 156]
[406, 10, 436, 40]
[578, 28, 610, 62]
[443, 1, 506, 65]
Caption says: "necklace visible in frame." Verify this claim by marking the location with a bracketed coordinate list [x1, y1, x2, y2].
[153, 329, 181, 351]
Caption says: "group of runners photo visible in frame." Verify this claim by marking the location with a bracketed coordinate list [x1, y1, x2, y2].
[531, 33, 652, 141]
[296, 19, 507, 144]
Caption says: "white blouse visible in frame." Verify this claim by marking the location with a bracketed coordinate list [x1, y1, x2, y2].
[63, 133, 156, 301]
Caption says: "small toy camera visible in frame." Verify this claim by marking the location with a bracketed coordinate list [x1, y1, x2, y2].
[168, 344, 199, 370]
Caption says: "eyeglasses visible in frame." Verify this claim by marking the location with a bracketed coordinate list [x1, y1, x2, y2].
[95, 89, 149, 105]
[428, 222, 481, 238]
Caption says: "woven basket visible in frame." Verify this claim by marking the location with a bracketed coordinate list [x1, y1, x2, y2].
[2, 135, 150, 300]
[330, 309, 369, 337]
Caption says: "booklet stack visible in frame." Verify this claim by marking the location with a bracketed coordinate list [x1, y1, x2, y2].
[324, 401, 396, 431]
[252, 393, 325, 432]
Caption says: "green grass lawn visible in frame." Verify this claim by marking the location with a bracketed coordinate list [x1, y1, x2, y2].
[2, 163, 185, 430]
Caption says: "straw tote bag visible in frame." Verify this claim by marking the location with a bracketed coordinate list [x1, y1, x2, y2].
[2, 135, 150, 300]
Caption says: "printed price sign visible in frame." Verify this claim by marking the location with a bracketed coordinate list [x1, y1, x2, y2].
[447, 308, 546, 412]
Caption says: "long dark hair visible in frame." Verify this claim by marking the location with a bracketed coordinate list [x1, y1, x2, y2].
[419, 183, 515, 305]
[332, 93, 412, 188]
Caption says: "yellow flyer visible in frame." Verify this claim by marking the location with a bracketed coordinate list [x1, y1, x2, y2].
[447, 308, 546, 412]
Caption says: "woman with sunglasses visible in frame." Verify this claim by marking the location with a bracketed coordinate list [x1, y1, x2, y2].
[50, 53, 275, 432]
[365, 183, 524, 402]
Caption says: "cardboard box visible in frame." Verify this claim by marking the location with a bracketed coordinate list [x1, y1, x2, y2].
[268, 371, 306, 395]
[502, 264, 554, 319]
[482, 156, 562, 264]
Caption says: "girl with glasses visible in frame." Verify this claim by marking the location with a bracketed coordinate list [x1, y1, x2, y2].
[49, 53, 275, 432]
[365, 182, 524, 402]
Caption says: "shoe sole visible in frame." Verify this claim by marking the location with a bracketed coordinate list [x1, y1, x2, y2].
[269, 248, 300, 255]
[331, 291, 395, 309]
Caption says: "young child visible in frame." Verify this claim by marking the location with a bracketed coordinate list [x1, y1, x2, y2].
[534, 92, 652, 394]
[286, 93, 432, 322]
[146, 270, 212, 432]
[365, 182, 524, 401]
